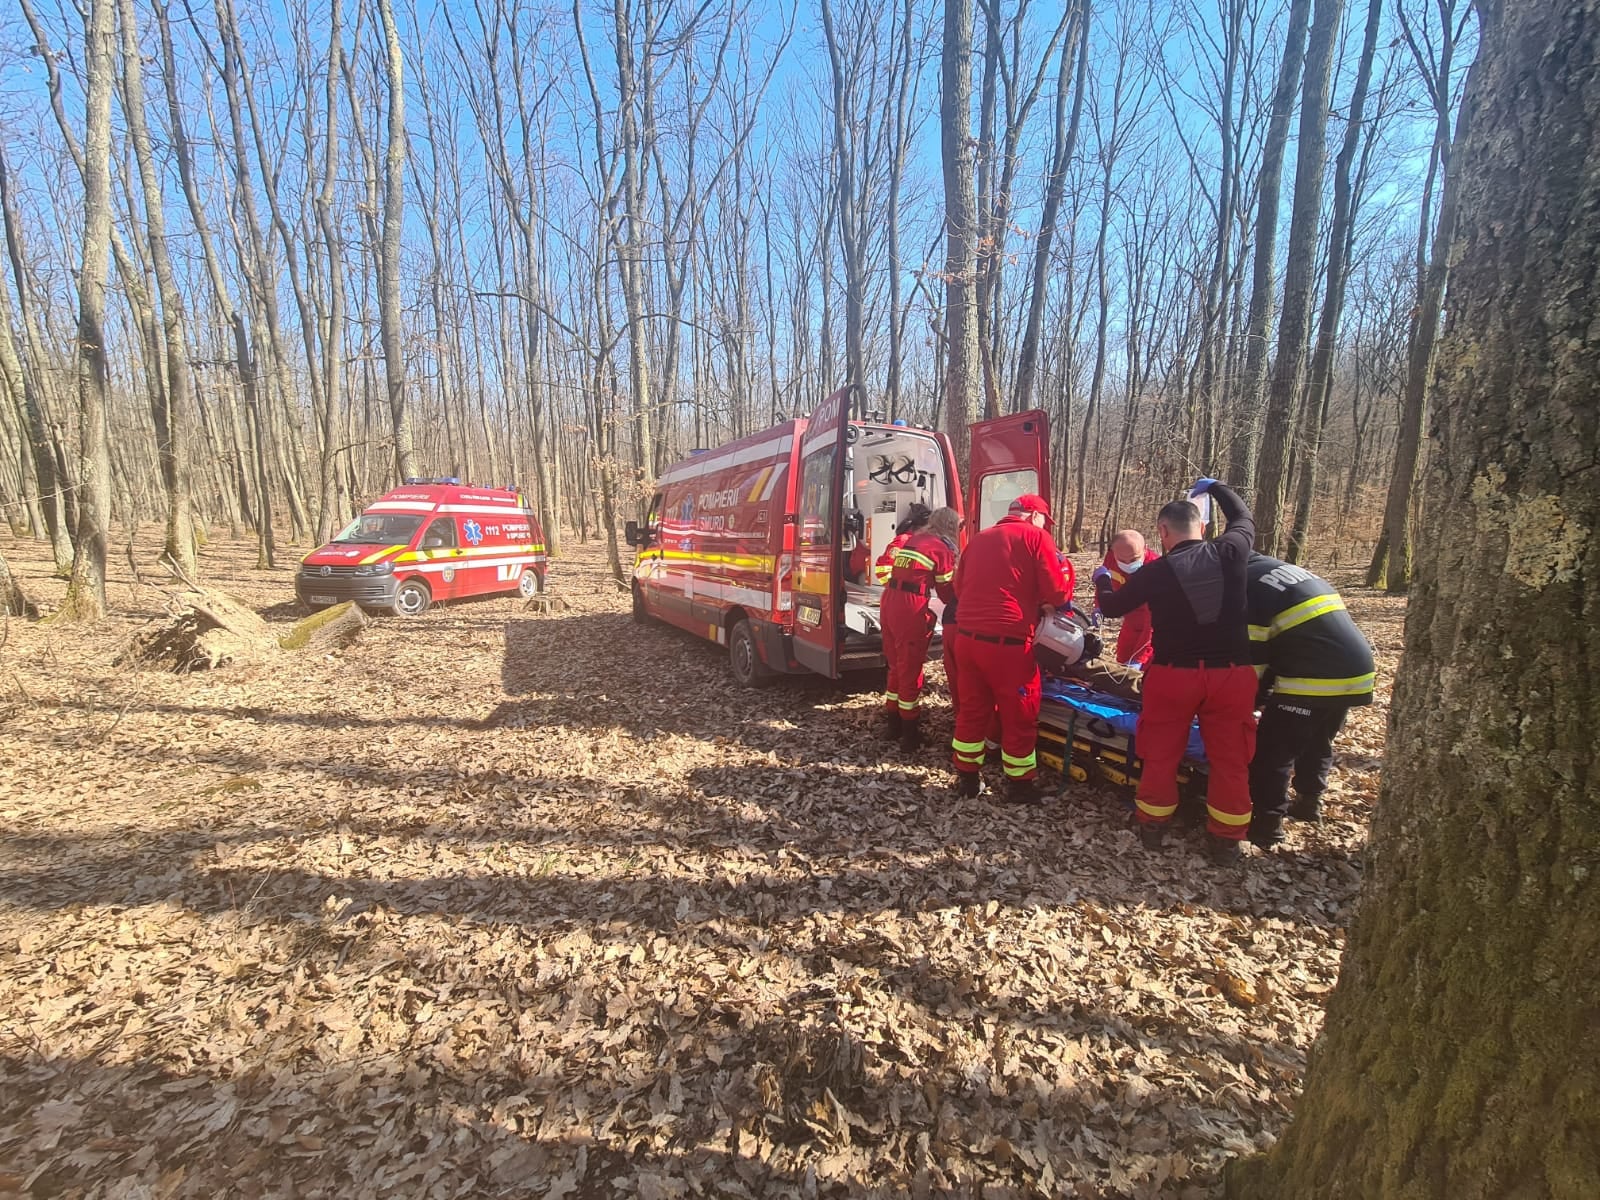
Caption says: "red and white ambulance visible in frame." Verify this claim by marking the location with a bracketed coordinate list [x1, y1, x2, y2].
[296, 479, 548, 616]
[626, 386, 1049, 684]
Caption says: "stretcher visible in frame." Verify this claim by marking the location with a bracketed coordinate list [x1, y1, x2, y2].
[1034, 672, 1210, 803]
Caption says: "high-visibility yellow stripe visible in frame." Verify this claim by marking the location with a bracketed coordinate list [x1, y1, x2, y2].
[1206, 806, 1252, 827]
[359, 544, 406, 564]
[884, 692, 900, 703]
[873, 564, 892, 583]
[1274, 672, 1375, 697]
[951, 738, 986, 754]
[934, 570, 954, 583]
[1003, 758, 1036, 778]
[1136, 798, 1178, 819]
[1269, 593, 1346, 637]
[657, 549, 776, 571]
[1248, 624, 1271, 642]
[1001, 750, 1036, 768]
[897, 700, 920, 713]
[894, 549, 937, 570]
[1109, 569, 1127, 585]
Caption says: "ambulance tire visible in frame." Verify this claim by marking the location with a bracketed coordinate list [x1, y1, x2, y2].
[518, 568, 543, 599]
[631, 584, 652, 624]
[728, 618, 773, 688]
[392, 579, 432, 617]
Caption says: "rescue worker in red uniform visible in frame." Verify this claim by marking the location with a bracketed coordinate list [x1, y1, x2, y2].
[873, 502, 932, 585]
[1093, 480, 1257, 864]
[1099, 530, 1159, 665]
[880, 507, 961, 749]
[949, 494, 1071, 801]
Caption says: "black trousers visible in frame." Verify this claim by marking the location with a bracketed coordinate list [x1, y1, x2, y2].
[1248, 701, 1350, 820]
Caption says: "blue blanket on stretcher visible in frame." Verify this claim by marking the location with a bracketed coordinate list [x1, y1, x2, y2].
[1040, 678, 1209, 765]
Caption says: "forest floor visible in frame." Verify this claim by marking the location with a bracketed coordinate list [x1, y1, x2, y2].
[0, 529, 1405, 1200]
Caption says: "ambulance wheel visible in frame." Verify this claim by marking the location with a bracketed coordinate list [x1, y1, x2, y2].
[518, 569, 543, 599]
[392, 579, 432, 617]
[631, 584, 650, 624]
[728, 619, 772, 688]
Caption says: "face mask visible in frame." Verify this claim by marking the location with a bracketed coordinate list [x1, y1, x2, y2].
[1116, 558, 1144, 574]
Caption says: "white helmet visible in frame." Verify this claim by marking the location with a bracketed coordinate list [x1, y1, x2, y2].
[1034, 611, 1089, 674]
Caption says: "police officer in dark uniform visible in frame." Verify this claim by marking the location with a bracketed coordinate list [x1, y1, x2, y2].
[1245, 553, 1376, 847]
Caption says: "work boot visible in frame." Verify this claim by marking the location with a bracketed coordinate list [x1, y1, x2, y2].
[1002, 775, 1043, 806]
[1248, 814, 1285, 850]
[899, 720, 924, 753]
[1137, 821, 1167, 851]
[1289, 794, 1324, 822]
[1206, 835, 1243, 866]
[954, 771, 983, 799]
[884, 710, 903, 741]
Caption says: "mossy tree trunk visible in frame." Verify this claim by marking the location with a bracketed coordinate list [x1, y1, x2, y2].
[1229, 2, 1600, 1195]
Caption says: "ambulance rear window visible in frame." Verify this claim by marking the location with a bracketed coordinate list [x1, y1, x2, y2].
[335, 514, 426, 544]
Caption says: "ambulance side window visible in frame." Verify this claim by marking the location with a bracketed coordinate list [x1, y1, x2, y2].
[647, 493, 663, 530]
[798, 449, 834, 547]
[421, 517, 456, 549]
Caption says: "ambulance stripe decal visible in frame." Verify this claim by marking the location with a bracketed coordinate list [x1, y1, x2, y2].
[411, 555, 547, 574]
[657, 434, 794, 486]
[758, 464, 786, 502]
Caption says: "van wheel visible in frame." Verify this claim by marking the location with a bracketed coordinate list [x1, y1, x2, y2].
[631, 585, 649, 623]
[392, 579, 431, 617]
[729, 619, 772, 688]
[518, 569, 543, 599]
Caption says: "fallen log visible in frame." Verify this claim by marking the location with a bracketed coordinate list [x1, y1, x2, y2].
[278, 601, 370, 652]
[119, 591, 371, 673]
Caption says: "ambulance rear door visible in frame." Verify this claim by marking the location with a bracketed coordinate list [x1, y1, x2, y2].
[967, 410, 1051, 532]
[791, 386, 853, 678]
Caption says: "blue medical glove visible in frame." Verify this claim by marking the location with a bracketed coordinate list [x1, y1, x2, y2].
[1189, 477, 1220, 496]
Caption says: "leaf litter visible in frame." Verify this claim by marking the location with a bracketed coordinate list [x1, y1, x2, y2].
[0, 530, 1406, 1198]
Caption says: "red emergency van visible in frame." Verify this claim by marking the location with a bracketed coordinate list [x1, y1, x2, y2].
[626, 386, 1050, 684]
[296, 480, 548, 616]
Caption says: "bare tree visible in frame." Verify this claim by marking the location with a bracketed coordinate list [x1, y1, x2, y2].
[377, 0, 418, 482]
[61, 0, 117, 620]
[941, 0, 979, 472]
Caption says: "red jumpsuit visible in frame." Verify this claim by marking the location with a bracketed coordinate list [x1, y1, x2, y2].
[873, 533, 910, 586]
[880, 531, 956, 727]
[949, 517, 1070, 781]
[1101, 548, 1159, 665]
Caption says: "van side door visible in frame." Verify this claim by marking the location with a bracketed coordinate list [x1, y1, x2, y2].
[419, 516, 462, 598]
[967, 410, 1052, 532]
[791, 387, 852, 678]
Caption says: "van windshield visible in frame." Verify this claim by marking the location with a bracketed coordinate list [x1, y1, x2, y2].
[333, 514, 426, 545]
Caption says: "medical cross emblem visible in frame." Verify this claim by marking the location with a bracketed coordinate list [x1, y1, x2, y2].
[463, 519, 484, 545]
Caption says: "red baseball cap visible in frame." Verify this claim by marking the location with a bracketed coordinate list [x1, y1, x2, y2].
[1008, 493, 1053, 527]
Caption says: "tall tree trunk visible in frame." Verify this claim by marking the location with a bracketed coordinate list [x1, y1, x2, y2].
[0, 149, 73, 574]
[62, 0, 117, 621]
[1014, 1, 1088, 415]
[612, 0, 654, 481]
[117, 0, 196, 577]
[941, 0, 979, 474]
[1368, 2, 1470, 592]
[314, 0, 345, 542]
[377, 0, 416, 482]
[1287, 0, 1384, 562]
[1228, 2, 1597, 1193]
[1252, 0, 1344, 554]
[1228, 0, 1312, 489]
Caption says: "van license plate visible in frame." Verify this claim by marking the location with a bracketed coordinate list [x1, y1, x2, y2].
[309, 594, 337, 605]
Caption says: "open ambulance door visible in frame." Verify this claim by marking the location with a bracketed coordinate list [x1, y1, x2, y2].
[967, 410, 1052, 532]
[791, 386, 854, 678]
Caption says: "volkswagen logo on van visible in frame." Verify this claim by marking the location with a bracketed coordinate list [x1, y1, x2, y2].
[320, 566, 332, 576]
